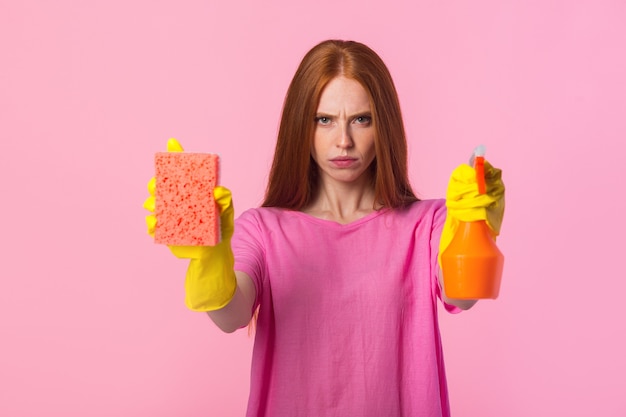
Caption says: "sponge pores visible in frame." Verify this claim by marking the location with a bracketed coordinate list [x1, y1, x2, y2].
[154, 152, 220, 246]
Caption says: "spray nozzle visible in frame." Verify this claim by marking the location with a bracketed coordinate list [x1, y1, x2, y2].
[471, 144, 487, 195]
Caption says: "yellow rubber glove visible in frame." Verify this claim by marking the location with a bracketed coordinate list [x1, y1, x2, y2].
[143, 139, 237, 312]
[438, 160, 505, 267]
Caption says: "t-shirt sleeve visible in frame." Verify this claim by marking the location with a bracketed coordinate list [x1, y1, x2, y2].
[430, 200, 462, 314]
[231, 209, 265, 311]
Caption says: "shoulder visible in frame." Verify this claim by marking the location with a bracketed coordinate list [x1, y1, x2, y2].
[235, 207, 295, 232]
[384, 199, 446, 231]
[394, 199, 446, 217]
[236, 206, 287, 224]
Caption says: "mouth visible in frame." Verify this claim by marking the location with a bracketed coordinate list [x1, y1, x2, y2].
[330, 156, 358, 168]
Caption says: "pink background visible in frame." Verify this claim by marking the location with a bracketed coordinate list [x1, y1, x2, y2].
[1, 1, 625, 416]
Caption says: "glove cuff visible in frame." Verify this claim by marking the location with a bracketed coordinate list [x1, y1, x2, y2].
[183, 249, 237, 312]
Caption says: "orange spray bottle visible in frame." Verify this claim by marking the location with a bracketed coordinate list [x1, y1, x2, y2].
[441, 145, 504, 299]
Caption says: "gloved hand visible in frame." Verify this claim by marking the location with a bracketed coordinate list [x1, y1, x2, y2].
[438, 160, 505, 267]
[143, 139, 237, 311]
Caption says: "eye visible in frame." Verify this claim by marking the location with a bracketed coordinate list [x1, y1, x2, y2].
[315, 116, 331, 125]
[354, 115, 372, 125]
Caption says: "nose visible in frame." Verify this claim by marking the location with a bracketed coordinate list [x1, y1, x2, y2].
[337, 123, 353, 149]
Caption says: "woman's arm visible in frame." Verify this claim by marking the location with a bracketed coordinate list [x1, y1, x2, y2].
[207, 271, 257, 333]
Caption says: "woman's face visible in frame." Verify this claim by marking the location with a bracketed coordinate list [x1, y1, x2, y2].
[311, 76, 376, 186]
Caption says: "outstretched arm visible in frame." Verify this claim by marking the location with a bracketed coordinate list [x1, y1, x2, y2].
[207, 271, 257, 333]
[144, 139, 254, 326]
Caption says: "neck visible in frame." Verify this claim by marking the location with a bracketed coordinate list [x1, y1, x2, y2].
[302, 176, 379, 224]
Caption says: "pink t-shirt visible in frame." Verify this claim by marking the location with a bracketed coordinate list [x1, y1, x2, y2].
[232, 199, 460, 417]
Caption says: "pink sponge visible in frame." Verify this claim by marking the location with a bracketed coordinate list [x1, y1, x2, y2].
[154, 152, 220, 246]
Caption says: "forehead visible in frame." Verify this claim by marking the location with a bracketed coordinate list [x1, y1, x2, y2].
[316, 76, 371, 111]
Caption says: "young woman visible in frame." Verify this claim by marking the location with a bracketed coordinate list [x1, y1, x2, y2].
[145, 39, 505, 417]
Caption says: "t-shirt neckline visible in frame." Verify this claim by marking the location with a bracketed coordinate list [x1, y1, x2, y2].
[287, 208, 389, 229]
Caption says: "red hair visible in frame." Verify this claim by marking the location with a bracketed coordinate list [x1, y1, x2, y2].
[262, 39, 418, 209]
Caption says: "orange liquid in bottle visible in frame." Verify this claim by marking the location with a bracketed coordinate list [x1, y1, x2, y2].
[441, 154, 504, 299]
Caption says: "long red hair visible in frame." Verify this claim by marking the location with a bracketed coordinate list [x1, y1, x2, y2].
[262, 39, 418, 210]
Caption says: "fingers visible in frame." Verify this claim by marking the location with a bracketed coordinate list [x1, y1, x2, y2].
[144, 176, 157, 236]
[451, 161, 503, 192]
[145, 214, 156, 237]
[169, 245, 205, 259]
[214, 186, 235, 241]
[214, 186, 233, 214]
[483, 161, 504, 198]
[449, 163, 475, 185]
[447, 163, 491, 203]
[147, 177, 156, 195]
[447, 158, 505, 237]
[143, 177, 156, 211]
[167, 138, 184, 152]
[143, 195, 155, 212]
[484, 161, 501, 179]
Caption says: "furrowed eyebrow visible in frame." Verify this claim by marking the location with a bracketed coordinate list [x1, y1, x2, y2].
[314, 111, 372, 119]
